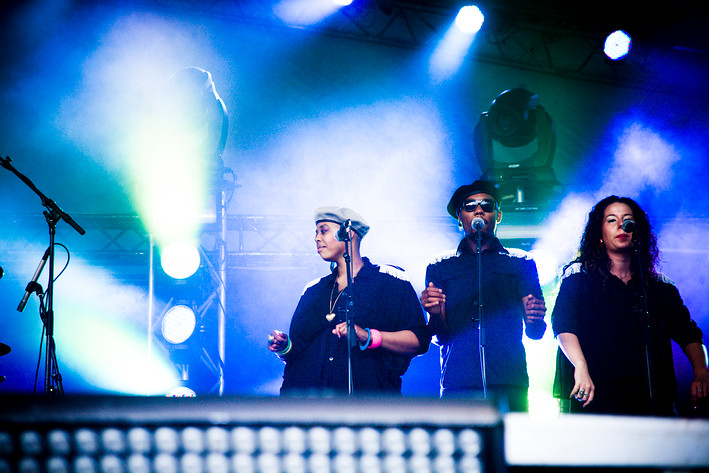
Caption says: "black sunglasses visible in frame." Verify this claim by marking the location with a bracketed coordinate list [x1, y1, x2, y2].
[460, 199, 497, 213]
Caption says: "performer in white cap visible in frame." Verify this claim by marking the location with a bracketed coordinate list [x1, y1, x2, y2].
[268, 206, 430, 394]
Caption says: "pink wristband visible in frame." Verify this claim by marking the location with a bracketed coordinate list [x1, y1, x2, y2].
[368, 329, 382, 349]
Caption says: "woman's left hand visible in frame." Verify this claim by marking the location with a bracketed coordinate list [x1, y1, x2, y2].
[691, 370, 709, 407]
[332, 322, 368, 343]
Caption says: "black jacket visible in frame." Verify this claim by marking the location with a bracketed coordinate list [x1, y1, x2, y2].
[281, 258, 429, 394]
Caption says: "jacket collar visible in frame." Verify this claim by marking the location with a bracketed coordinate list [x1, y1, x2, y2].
[326, 256, 376, 283]
[456, 237, 508, 256]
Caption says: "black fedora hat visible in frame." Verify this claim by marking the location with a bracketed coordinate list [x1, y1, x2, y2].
[446, 180, 500, 218]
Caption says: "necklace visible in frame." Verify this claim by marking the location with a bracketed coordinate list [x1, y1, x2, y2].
[326, 283, 343, 322]
[616, 272, 633, 284]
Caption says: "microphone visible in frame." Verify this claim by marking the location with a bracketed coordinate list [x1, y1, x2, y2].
[472, 217, 485, 231]
[621, 219, 636, 233]
[336, 219, 352, 242]
[17, 248, 50, 312]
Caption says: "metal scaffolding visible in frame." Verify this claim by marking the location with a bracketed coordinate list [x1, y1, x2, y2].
[83, 0, 709, 97]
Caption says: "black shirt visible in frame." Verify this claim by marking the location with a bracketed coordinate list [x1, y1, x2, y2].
[280, 258, 429, 394]
[552, 270, 703, 415]
[425, 238, 546, 393]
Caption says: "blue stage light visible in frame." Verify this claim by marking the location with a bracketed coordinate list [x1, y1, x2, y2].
[455, 5, 485, 34]
[160, 241, 201, 280]
[161, 304, 197, 344]
[604, 30, 632, 60]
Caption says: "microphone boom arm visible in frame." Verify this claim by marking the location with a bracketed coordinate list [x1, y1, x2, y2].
[1, 156, 85, 235]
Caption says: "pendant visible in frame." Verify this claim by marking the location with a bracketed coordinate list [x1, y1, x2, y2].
[325, 313, 336, 322]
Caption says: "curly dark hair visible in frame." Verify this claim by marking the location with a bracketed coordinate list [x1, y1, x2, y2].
[564, 196, 660, 286]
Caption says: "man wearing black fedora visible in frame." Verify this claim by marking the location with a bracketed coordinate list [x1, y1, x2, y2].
[420, 180, 547, 411]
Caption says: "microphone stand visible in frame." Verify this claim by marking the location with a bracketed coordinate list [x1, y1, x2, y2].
[1, 156, 85, 397]
[475, 228, 487, 399]
[41, 208, 64, 396]
[634, 228, 654, 414]
[340, 221, 356, 396]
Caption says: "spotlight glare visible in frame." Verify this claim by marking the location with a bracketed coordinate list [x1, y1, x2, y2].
[274, 0, 341, 26]
[604, 30, 632, 60]
[527, 249, 559, 287]
[161, 305, 197, 344]
[166, 386, 197, 397]
[455, 5, 484, 34]
[161, 241, 201, 280]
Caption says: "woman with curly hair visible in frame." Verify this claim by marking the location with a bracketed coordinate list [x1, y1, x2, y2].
[552, 196, 709, 415]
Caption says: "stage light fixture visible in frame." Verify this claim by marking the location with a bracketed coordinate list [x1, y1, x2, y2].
[160, 241, 201, 280]
[474, 88, 560, 210]
[151, 237, 224, 395]
[0, 396, 511, 473]
[604, 30, 632, 60]
[455, 5, 485, 34]
[161, 304, 197, 345]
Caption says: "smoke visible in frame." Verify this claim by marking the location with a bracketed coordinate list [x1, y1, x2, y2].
[52, 258, 180, 395]
[533, 122, 682, 276]
[429, 23, 476, 84]
[0, 244, 178, 394]
[531, 193, 593, 279]
[598, 123, 680, 197]
[657, 216, 709, 327]
[56, 12, 218, 172]
[273, 0, 341, 26]
[234, 97, 453, 218]
[229, 96, 460, 291]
